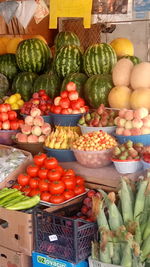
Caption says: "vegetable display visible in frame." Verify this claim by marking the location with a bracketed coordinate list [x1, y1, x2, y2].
[0, 103, 23, 130]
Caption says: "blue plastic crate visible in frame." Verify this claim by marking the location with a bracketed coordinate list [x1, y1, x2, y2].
[115, 134, 150, 146]
[32, 252, 88, 267]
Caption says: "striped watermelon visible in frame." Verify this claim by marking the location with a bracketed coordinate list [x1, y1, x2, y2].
[83, 43, 117, 77]
[54, 31, 81, 51]
[121, 55, 141, 65]
[16, 39, 52, 73]
[0, 54, 18, 80]
[12, 72, 38, 101]
[54, 45, 83, 78]
[33, 73, 61, 99]
[61, 73, 88, 97]
[0, 73, 9, 98]
[84, 74, 114, 108]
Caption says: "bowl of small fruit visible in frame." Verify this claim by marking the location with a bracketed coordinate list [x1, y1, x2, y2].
[111, 140, 143, 174]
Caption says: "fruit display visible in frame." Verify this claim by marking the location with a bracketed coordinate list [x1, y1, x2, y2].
[110, 37, 134, 57]
[20, 90, 52, 115]
[78, 104, 118, 127]
[4, 93, 24, 110]
[112, 140, 143, 160]
[0, 53, 19, 80]
[51, 82, 89, 114]
[0, 103, 23, 130]
[45, 127, 79, 149]
[16, 38, 52, 73]
[54, 31, 81, 51]
[115, 107, 150, 136]
[54, 45, 83, 78]
[15, 108, 51, 143]
[83, 43, 117, 76]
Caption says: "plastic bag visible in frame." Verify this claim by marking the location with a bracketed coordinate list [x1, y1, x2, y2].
[15, 0, 37, 28]
[0, 1, 19, 24]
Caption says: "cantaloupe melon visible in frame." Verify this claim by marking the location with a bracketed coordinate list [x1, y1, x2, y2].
[112, 58, 134, 86]
[130, 62, 150, 90]
[130, 87, 150, 110]
[108, 85, 131, 109]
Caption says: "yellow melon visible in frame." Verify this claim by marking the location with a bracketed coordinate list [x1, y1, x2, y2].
[130, 62, 150, 90]
[130, 87, 150, 110]
[110, 38, 134, 57]
[112, 58, 134, 86]
[108, 86, 132, 109]
[6, 37, 23, 54]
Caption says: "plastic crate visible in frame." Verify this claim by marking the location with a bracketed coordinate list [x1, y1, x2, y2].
[88, 257, 121, 267]
[34, 203, 98, 264]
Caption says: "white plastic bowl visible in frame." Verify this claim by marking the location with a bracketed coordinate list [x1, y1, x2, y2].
[112, 158, 143, 174]
[141, 159, 150, 170]
[78, 125, 116, 135]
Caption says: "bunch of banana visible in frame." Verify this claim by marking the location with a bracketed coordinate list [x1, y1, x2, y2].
[45, 127, 79, 150]
[55, 125, 81, 135]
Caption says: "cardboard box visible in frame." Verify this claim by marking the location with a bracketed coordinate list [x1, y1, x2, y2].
[0, 144, 33, 189]
[32, 252, 88, 267]
[0, 246, 32, 267]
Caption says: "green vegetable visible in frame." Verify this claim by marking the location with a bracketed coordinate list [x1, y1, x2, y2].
[99, 241, 112, 264]
[141, 235, 150, 262]
[6, 195, 40, 210]
[134, 180, 148, 220]
[0, 191, 22, 206]
[0, 188, 18, 199]
[107, 192, 123, 231]
[112, 242, 121, 265]
[121, 242, 132, 267]
[0, 187, 9, 194]
[3, 195, 29, 207]
[143, 214, 150, 241]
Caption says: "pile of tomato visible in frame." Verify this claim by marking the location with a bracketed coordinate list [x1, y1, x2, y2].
[13, 153, 86, 204]
[0, 103, 24, 130]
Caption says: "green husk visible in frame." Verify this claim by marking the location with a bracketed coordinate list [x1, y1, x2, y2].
[91, 241, 99, 261]
[112, 242, 121, 265]
[107, 192, 123, 231]
[143, 214, 150, 240]
[99, 241, 112, 264]
[134, 179, 148, 221]
[141, 235, 150, 262]
[121, 242, 132, 267]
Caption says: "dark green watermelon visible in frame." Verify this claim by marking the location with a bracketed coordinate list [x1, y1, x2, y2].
[33, 73, 61, 99]
[0, 54, 19, 80]
[54, 31, 81, 51]
[0, 73, 9, 98]
[84, 74, 114, 108]
[121, 55, 141, 65]
[12, 72, 38, 101]
[61, 73, 88, 97]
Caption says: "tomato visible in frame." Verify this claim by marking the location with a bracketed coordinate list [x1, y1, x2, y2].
[0, 104, 9, 112]
[39, 180, 49, 192]
[75, 176, 85, 185]
[68, 91, 79, 101]
[44, 157, 58, 170]
[49, 180, 65, 195]
[12, 184, 22, 190]
[71, 100, 83, 110]
[54, 96, 61, 106]
[27, 165, 39, 177]
[2, 120, 10, 130]
[29, 189, 40, 197]
[47, 169, 62, 181]
[50, 194, 65, 204]
[40, 104, 47, 112]
[62, 176, 76, 190]
[18, 119, 24, 128]
[10, 120, 19, 130]
[0, 112, 8, 122]
[60, 90, 68, 98]
[0, 121, 2, 129]
[63, 189, 75, 200]
[56, 165, 64, 176]
[33, 153, 47, 166]
[61, 108, 70, 114]
[38, 167, 48, 179]
[41, 94, 49, 101]
[7, 110, 17, 121]
[87, 190, 96, 198]
[40, 191, 51, 202]
[29, 178, 39, 189]
[74, 185, 85, 195]
[39, 90, 46, 96]
[66, 82, 77, 92]
[64, 169, 75, 177]
[59, 98, 70, 109]
[21, 186, 31, 196]
[53, 105, 62, 114]
[17, 173, 30, 186]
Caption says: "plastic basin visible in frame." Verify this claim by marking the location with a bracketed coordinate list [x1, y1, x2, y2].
[0, 130, 19, 145]
[50, 112, 84, 126]
[141, 159, 150, 170]
[115, 134, 150, 146]
[78, 125, 116, 135]
[14, 140, 44, 155]
[112, 158, 143, 174]
[44, 147, 76, 162]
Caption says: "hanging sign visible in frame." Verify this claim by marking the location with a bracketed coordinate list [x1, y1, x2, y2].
[34, 0, 49, 24]
[15, 0, 37, 28]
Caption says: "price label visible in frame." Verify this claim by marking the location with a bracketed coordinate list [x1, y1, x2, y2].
[49, 235, 58, 242]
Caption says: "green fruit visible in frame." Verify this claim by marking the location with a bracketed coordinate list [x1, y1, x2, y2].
[0, 54, 19, 80]
[12, 72, 38, 101]
[0, 73, 9, 98]
[54, 45, 83, 78]
[16, 38, 52, 73]
[61, 72, 88, 97]
[83, 43, 117, 77]
[54, 31, 81, 51]
[33, 73, 61, 99]
[121, 55, 141, 65]
[84, 74, 114, 108]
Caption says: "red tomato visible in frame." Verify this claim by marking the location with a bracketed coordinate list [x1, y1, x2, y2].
[38, 167, 48, 179]
[17, 173, 30, 186]
[44, 157, 58, 170]
[68, 91, 79, 101]
[50, 194, 65, 204]
[29, 178, 39, 189]
[0, 121, 2, 129]
[47, 169, 62, 181]
[21, 186, 31, 196]
[0, 104, 9, 112]
[60, 90, 68, 98]
[40, 191, 51, 202]
[61, 108, 70, 114]
[40, 104, 47, 112]
[33, 153, 47, 166]
[49, 180, 65, 195]
[12, 184, 22, 190]
[56, 165, 64, 176]
[53, 105, 62, 114]
[10, 120, 19, 130]
[26, 165, 39, 177]
[87, 190, 96, 198]
[62, 176, 76, 190]
[63, 189, 75, 200]
[71, 100, 83, 110]
[41, 94, 49, 101]
[18, 119, 24, 128]
[66, 82, 77, 92]
[7, 110, 17, 121]
[74, 98, 85, 108]
[39, 90, 46, 96]
[39, 180, 49, 192]
[75, 176, 85, 185]
[74, 185, 85, 195]
[0, 112, 8, 122]
[2, 120, 10, 130]
[64, 169, 75, 177]
[29, 189, 40, 197]
[54, 96, 61, 106]
[59, 98, 70, 109]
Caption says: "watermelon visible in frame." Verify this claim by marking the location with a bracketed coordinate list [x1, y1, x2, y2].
[84, 74, 114, 108]
[61, 73, 88, 97]
[54, 31, 81, 51]
[54, 45, 83, 78]
[33, 73, 61, 99]
[12, 72, 38, 101]
[0, 73, 9, 98]
[121, 55, 141, 65]
[0, 54, 18, 80]
[16, 39, 52, 73]
[83, 43, 117, 77]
